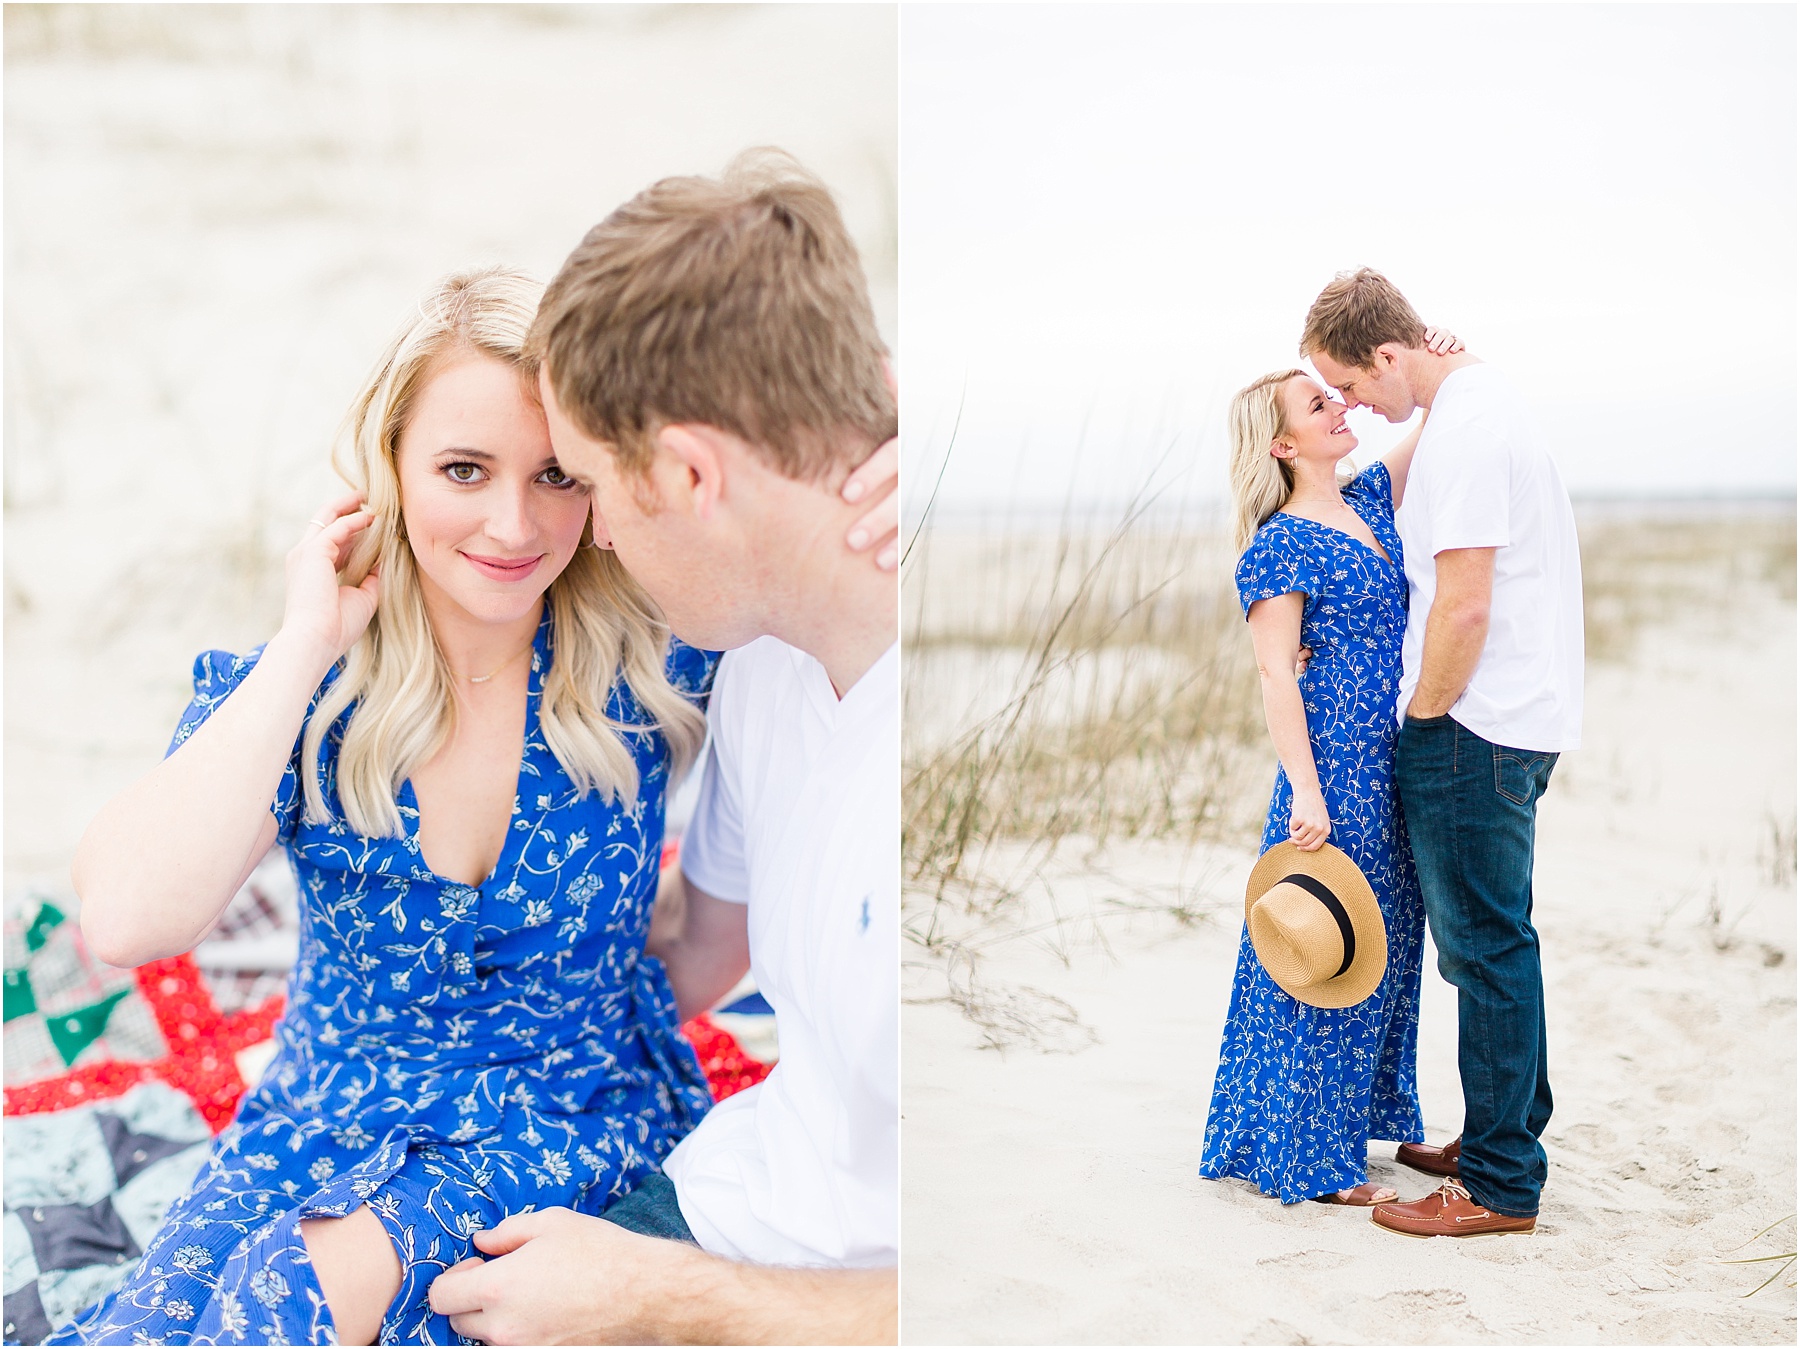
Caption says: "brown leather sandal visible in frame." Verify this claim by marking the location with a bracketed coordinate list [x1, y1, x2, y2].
[1310, 1181, 1398, 1206]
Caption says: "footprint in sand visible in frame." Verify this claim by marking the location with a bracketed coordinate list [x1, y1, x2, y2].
[1372, 1289, 1468, 1312]
[1242, 1320, 1310, 1346]
[1553, 1122, 1619, 1155]
[1354, 1288, 1494, 1342]
[1255, 1248, 1353, 1273]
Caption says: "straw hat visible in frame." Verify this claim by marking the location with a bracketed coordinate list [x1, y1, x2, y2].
[1244, 841, 1387, 1009]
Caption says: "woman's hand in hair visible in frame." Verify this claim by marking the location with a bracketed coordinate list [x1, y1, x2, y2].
[842, 436, 900, 571]
[1423, 326, 1464, 356]
[281, 493, 382, 670]
[75, 494, 375, 967]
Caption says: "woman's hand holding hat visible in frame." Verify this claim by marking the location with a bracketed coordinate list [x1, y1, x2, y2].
[1288, 786, 1330, 852]
[1244, 841, 1388, 1009]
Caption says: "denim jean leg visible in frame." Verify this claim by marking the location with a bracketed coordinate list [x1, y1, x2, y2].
[1527, 946, 1554, 1141]
[597, 1170, 699, 1245]
[1397, 716, 1557, 1218]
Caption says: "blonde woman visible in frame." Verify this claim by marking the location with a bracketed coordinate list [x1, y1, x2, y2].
[51, 267, 893, 1346]
[1197, 333, 1456, 1208]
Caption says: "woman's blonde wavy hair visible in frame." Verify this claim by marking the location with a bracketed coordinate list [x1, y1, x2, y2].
[1227, 368, 1308, 555]
[300, 266, 707, 838]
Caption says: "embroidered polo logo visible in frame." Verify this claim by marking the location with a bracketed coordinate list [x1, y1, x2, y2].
[859, 896, 871, 933]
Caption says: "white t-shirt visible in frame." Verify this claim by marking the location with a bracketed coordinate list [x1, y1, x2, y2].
[1395, 363, 1584, 753]
[662, 637, 899, 1268]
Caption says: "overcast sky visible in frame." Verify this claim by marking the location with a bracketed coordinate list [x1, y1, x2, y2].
[901, 3, 1796, 519]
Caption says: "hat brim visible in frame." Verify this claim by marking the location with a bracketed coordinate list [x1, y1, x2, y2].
[1244, 840, 1387, 1009]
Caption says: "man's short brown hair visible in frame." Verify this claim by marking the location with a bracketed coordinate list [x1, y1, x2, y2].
[530, 147, 896, 483]
[1298, 267, 1426, 369]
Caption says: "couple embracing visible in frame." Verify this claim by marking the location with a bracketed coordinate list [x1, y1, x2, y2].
[1199, 269, 1583, 1237]
[55, 151, 897, 1345]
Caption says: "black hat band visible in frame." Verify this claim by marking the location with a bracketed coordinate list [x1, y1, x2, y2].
[1278, 872, 1356, 979]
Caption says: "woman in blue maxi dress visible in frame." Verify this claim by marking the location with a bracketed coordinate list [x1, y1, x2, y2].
[49, 267, 724, 1345]
[50, 622, 714, 1345]
[1198, 368, 1428, 1205]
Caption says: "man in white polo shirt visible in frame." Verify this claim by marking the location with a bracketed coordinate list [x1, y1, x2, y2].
[1304, 269, 1583, 1239]
[668, 632, 898, 1269]
[428, 149, 897, 1343]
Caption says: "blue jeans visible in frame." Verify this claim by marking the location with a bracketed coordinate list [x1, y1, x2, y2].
[1396, 713, 1558, 1218]
[597, 1170, 698, 1245]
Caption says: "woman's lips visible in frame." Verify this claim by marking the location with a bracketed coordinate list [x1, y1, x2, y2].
[462, 551, 544, 583]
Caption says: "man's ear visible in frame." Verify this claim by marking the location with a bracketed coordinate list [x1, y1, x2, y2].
[654, 425, 729, 522]
[1374, 344, 1405, 371]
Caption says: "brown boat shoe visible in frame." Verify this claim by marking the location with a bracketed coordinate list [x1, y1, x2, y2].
[1394, 1134, 1461, 1178]
[1371, 1180, 1536, 1238]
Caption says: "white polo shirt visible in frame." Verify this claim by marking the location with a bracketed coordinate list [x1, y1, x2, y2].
[1395, 362, 1584, 753]
[662, 636, 899, 1269]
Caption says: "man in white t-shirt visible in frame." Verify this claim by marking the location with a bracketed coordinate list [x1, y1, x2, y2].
[428, 150, 898, 1344]
[1303, 268, 1582, 1239]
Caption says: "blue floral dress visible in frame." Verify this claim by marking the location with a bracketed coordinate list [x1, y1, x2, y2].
[48, 614, 716, 1345]
[1198, 462, 1426, 1204]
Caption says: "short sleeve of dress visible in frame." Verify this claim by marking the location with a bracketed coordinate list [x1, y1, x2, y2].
[1234, 524, 1318, 619]
[167, 647, 305, 845]
[1342, 461, 1394, 523]
[664, 639, 722, 711]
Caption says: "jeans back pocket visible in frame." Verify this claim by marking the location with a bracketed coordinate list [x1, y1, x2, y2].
[1493, 748, 1556, 805]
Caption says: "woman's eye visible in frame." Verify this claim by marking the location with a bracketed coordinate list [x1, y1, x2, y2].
[445, 463, 482, 483]
[540, 467, 577, 489]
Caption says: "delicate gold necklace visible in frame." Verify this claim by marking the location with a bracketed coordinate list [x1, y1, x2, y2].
[464, 637, 535, 685]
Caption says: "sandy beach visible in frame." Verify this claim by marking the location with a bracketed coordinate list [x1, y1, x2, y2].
[901, 508, 1796, 1344]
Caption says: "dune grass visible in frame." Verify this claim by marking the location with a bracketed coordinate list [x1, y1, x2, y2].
[1721, 1214, 1797, 1297]
[902, 502, 1265, 945]
[901, 500, 1797, 961]
[1576, 507, 1795, 664]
